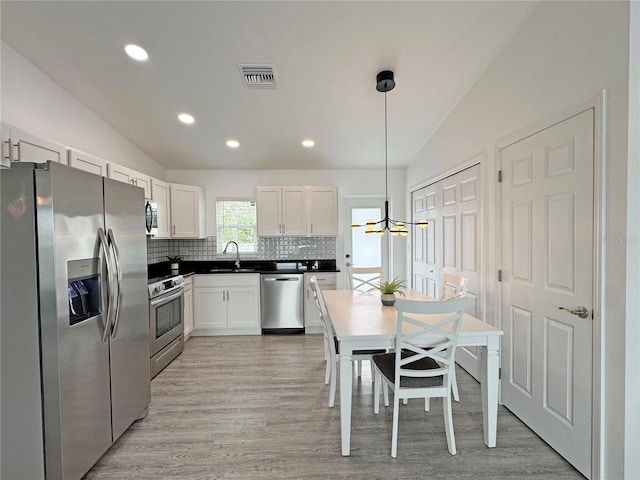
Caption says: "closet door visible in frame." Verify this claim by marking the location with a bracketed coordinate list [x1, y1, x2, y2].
[411, 163, 482, 379]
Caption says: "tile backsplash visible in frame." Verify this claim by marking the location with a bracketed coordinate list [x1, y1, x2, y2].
[147, 236, 336, 264]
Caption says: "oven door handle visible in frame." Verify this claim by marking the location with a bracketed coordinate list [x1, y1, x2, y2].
[150, 287, 184, 307]
[98, 228, 113, 343]
[107, 229, 124, 338]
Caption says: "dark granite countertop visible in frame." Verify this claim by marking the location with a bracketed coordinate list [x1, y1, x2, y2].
[148, 259, 339, 280]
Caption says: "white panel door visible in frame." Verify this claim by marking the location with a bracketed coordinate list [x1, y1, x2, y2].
[412, 183, 438, 298]
[411, 164, 482, 378]
[500, 109, 594, 478]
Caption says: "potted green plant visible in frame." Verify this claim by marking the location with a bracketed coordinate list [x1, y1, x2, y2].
[376, 277, 406, 306]
[167, 255, 182, 271]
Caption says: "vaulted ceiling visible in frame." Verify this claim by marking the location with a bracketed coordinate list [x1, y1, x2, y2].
[1, 1, 538, 170]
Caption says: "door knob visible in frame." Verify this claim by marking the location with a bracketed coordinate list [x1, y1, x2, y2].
[345, 262, 351, 267]
[558, 305, 589, 319]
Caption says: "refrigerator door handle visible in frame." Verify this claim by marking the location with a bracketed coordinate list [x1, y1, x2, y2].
[98, 228, 114, 343]
[107, 228, 124, 338]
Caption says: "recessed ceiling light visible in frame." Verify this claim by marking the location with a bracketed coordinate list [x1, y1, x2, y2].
[226, 139, 240, 148]
[178, 113, 195, 124]
[124, 44, 148, 62]
[302, 139, 315, 148]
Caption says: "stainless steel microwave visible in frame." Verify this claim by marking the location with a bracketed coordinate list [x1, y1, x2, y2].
[145, 201, 158, 236]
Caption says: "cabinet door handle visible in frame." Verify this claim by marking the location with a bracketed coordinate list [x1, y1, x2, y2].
[310, 224, 313, 234]
[3, 139, 11, 162]
[172, 225, 176, 235]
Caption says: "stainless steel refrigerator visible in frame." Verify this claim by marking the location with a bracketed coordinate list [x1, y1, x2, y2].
[1, 161, 151, 480]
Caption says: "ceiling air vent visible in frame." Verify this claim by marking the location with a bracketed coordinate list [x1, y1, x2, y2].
[239, 64, 278, 89]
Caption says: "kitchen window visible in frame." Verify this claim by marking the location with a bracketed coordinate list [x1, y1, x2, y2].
[216, 199, 257, 253]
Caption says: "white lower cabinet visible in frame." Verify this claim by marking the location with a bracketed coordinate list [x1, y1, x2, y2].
[304, 272, 337, 333]
[193, 274, 260, 335]
[183, 276, 194, 340]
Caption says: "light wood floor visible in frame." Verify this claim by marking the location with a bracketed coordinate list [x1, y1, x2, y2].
[84, 335, 584, 479]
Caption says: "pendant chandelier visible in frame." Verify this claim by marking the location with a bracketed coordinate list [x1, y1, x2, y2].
[351, 70, 428, 236]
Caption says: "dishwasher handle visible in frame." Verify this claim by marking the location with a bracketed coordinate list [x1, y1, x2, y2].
[263, 277, 300, 281]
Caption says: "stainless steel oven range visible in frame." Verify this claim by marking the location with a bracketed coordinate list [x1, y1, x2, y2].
[148, 274, 184, 378]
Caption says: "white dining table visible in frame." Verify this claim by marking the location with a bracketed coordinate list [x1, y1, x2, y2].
[322, 288, 504, 456]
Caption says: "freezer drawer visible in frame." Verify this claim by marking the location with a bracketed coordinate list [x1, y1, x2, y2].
[260, 274, 304, 333]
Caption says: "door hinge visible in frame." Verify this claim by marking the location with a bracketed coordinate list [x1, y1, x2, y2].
[497, 269, 502, 282]
[498, 170, 503, 183]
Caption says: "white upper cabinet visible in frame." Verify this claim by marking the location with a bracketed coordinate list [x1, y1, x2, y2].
[107, 163, 151, 199]
[2, 123, 67, 165]
[281, 187, 308, 236]
[170, 183, 206, 238]
[68, 148, 108, 176]
[256, 186, 307, 236]
[256, 185, 337, 236]
[151, 178, 172, 238]
[308, 186, 338, 235]
[1, 124, 10, 168]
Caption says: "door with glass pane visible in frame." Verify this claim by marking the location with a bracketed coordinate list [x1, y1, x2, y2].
[343, 197, 388, 288]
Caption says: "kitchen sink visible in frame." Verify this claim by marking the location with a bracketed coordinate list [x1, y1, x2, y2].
[208, 268, 257, 273]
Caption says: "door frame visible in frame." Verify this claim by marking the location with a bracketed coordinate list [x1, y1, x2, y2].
[495, 91, 605, 479]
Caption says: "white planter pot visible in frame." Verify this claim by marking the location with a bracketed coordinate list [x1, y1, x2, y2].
[381, 293, 396, 306]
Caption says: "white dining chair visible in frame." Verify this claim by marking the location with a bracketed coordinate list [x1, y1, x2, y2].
[347, 266, 382, 293]
[309, 276, 388, 408]
[372, 297, 467, 457]
[347, 266, 383, 376]
[438, 272, 469, 402]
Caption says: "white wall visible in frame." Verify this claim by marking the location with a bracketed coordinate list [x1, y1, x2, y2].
[1, 42, 166, 178]
[167, 168, 407, 284]
[405, 2, 633, 478]
[624, 2, 640, 478]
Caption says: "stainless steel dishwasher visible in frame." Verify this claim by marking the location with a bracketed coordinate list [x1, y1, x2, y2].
[260, 274, 304, 333]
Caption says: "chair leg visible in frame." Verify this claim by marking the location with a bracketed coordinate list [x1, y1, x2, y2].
[391, 392, 400, 458]
[328, 357, 337, 408]
[383, 381, 390, 407]
[324, 358, 331, 385]
[374, 373, 379, 413]
[452, 368, 460, 402]
[323, 337, 331, 384]
[443, 395, 456, 455]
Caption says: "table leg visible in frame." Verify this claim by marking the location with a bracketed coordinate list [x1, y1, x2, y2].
[339, 352, 353, 456]
[480, 339, 500, 447]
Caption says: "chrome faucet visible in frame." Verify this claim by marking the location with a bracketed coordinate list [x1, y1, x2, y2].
[223, 241, 240, 269]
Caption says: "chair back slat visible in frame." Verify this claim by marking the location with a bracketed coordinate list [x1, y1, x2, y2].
[438, 273, 469, 301]
[347, 266, 382, 293]
[393, 297, 467, 384]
